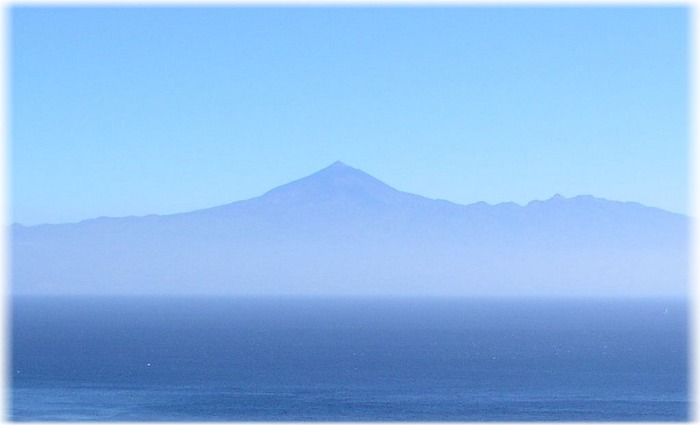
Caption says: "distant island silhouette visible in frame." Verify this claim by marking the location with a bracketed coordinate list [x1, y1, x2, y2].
[12, 162, 688, 297]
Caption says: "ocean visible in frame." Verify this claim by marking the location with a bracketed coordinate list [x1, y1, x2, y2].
[10, 296, 689, 421]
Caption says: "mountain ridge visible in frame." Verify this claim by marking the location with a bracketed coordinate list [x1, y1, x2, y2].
[12, 161, 688, 297]
[12, 162, 687, 227]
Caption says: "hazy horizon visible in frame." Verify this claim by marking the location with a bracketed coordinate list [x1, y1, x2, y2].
[12, 160, 688, 297]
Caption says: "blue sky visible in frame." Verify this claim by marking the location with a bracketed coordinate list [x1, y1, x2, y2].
[11, 6, 689, 225]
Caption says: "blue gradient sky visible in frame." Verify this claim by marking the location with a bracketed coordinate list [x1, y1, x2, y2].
[11, 6, 689, 225]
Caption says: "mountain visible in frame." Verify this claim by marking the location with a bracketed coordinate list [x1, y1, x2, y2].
[11, 162, 689, 297]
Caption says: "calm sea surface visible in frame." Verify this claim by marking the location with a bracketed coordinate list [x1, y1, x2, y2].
[11, 296, 689, 421]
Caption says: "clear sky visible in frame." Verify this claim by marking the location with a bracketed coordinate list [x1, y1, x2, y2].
[10, 6, 689, 225]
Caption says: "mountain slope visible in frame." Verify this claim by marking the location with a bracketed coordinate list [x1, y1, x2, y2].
[11, 162, 689, 296]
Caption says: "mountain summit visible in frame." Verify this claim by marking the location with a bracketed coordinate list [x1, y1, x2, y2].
[12, 162, 689, 297]
[258, 161, 426, 207]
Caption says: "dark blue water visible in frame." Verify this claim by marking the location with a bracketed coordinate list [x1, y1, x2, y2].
[11, 296, 689, 421]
